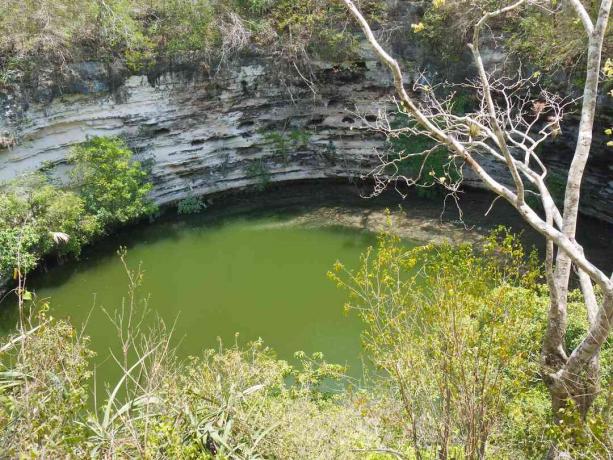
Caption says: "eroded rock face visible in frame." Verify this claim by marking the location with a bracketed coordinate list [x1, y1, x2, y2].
[0, 56, 394, 206]
[0, 48, 611, 222]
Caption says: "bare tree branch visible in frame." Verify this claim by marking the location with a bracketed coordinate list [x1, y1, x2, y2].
[341, 0, 613, 418]
[566, 0, 595, 34]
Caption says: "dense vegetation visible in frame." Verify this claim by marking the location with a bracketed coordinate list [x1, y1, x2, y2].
[2, 0, 606, 90]
[416, 0, 612, 82]
[0, 0, 384, 87]
[1, 0, 612, 457]
[0, 136, 155, 282]
[1, 231, 610, 458]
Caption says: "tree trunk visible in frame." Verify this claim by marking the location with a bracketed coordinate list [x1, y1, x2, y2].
[544, 352, 601, 459]
[547, 358, 600, 417]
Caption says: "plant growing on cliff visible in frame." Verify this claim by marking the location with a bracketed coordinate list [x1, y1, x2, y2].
[0, 0, 386, 85]
[246, 158, 271, 191]
[414, 0, 611, 80]
[0, 175, 99, 281]
[70, 136, 156, 227]
[264, 129, 311, 163]
[177, 193, 206, 215]
[342, 0, 612, 456]
[387, 115, 460, 200]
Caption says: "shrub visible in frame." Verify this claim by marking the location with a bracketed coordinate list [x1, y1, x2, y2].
[70, 136, 156, 226]
[263, 129, 311, 163]
[0, 314, 382, 458]
[387, 114, 460, 199]
[330, 227, 611, 458]
[0, 0, 388, 87]
[0, 310, 94, 457]
[246, 158, 271, 191]
[177, 193, 206, 215]
[330, 229, 545, 458]
[0, 175, 99, 279]
[417, 0, 611, 81]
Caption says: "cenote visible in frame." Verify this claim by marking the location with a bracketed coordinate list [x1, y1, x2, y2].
[0, 202, 409, 386]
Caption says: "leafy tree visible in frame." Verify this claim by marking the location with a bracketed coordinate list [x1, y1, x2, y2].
[0, 176, 98, 280]
[342, 2, 612, 454]
[332, 230, 540, 458]
[331, 228, 611, 458]
[70, 136, 156, 227]
[0, 137, 155, 282]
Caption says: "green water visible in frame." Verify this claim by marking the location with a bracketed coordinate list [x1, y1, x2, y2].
[1, 213, 395, 383]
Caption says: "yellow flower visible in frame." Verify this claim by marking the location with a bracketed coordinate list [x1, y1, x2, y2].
[411, 22, 425, 33]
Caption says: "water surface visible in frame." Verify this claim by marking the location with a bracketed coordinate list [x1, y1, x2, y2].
[1, 213, 394, 384]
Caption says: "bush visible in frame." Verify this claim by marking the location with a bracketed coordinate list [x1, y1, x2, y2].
[387, 113, 461, 199]
[0, 313, 382, 458]
[70, 136, 156, 226]
[246, 158, 271, 191]
[0, 175, 99, 279]
[330, 227, 611, 458]
[416, 0, 611, 81]
[0, 310, 93, 457]
[177, 194, 206, 215]
[0, 136, 155, 281]
[330, 228, 545, 458]
[0, 0, 386, 84]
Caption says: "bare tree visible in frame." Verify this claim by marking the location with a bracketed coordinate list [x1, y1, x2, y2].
[341, 0, 611, 440]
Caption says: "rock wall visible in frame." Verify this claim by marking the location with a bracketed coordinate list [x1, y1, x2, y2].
[0, 43, 611, 222]
[0, 55, 394, 206]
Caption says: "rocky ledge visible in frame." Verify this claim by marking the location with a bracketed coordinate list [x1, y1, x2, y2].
[0, 47, 611, 222]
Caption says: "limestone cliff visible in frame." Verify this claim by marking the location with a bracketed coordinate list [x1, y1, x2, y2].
[0, 43, 611, 222]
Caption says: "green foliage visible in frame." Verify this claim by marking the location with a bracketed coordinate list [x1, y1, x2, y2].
[330, 227, 611, 458]
[177, 193, 206, 215]
[264, 131, 290, 160]
[525, 170, 568, 211]
[70, 136, 156, 226]
[0, 0, 386, 82]
[388, 114, 460, 199]
[0, 176, 99, 279]
[263, 129, 311, 162]
[330, 227, 545, 458]
[545, 171, 568, 207]
[246, 158, 271, 191]
[288, 129, 311, 148]
[0, 227, 40, 280]
[0, 309, 94, 457]
[146, 0, 217, 56]
[417, 0, 611, 79]
[386, 90, 473, 199]
[0, 136, 155, 281]
[504, 8, 589, 75]
[0, 0, 98, 63]
[417, 0, 471, 63]
[0, 312, 379, 458]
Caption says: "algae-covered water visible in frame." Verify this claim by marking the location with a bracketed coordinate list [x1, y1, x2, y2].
[1, 212, 399, 384]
